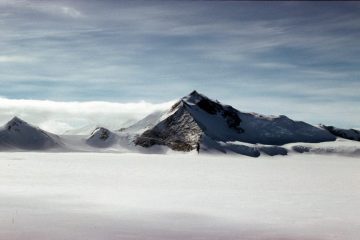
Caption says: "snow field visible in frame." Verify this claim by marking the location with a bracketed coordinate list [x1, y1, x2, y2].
[0, 152, 359, 239]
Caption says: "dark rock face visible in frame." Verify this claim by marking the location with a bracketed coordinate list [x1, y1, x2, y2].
[135, 105, 203, 151]
[188, 94, 243, 133]
[258, 146, 288, 156]
[169, 100, 182, 112]
[321, 125, 360, 141]
[86, 127, 117, 148]
[292, 145, 311, 153]
[6, 117, 25, 132]
[135, 93, 244, 151]
[134, 91, 336, 153]
[89, 127, 110, 141]
[225, 143, 261, 157]
[197, 98, 222, 115]
[222, 105, 244, 133]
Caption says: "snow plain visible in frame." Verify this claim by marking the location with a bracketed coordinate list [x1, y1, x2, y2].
[0, 152, 359, 240]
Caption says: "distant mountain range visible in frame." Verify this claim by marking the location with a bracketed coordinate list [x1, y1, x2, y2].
[0, 91, 359, 156]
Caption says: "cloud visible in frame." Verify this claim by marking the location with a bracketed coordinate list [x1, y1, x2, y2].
[0, 55, 35, 63]
[59, 6, 83, 18]
[0, 0, 83, 18]
[0, 98, 175, 134]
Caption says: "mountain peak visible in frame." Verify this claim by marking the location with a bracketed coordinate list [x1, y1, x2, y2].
[0, 116, 60, 150]
[9, 116, 25, 124]
[182, 90, 209, 104]
[87, 127, 118, 147]
[189, 90, 199, 96]
[135, 91, 336, 151]
[5, 116, 28, 130]
[90, 127, 111, 140]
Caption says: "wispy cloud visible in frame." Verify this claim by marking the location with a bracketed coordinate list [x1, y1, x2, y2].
[0, 1, 358, 127]
[0, 98, 174, 134]
[0, 0, 83, 18]
[0, 55, 35, 63]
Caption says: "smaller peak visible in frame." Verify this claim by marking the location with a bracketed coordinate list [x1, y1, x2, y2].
[89, 126, 114, 142]
[91, 127, 110, 135]
[6, 116, 27, 126]
[11, 116, 23, 122]
[5, 116, 30, 131]
[96, 126, 109, 131]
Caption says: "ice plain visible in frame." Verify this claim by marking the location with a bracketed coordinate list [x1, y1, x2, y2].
[0, 152, 359, 240]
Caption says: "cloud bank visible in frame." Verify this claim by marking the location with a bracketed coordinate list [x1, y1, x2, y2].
[0, 98, 174, 134]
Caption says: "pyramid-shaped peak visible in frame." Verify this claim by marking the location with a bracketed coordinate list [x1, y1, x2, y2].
[189, 90, 200, 96]
[5, 116, 28, 128]
[183, 90, 210, 104]
[87, 126, 118, 147]
[10, 116, 25, 123]
[168, 91, 209, 112]
[187, 90, 205, 98]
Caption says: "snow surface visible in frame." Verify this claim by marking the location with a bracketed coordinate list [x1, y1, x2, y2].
[0, 152, 359, 240]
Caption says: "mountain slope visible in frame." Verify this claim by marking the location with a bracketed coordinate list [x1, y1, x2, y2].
[134, 91, 336, 151]
[0, 117, 61, 150]
[135, 104, 203, 151]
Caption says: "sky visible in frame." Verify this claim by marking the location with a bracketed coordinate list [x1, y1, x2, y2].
[0, 0, 359, 133]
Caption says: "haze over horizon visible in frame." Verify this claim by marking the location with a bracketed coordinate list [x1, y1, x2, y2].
[0, 1, 359, 131]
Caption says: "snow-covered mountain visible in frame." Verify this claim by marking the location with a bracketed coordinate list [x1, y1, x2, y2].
[1, 92, 359, 156]
[321, 125, 360, 141]
[86, 127, 118, 148]
[134, 91, 336, 151]
[0, 117, 61, 150]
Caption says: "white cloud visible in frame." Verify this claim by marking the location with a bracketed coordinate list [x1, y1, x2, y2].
[0, 55, 34, 63]
[0, 98, 175, 134]
[59, 6, 82, 18]
[0, 0, 83, 18]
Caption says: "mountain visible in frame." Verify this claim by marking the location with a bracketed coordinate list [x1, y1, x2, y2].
[119, 110, 166, 136]
[0, 117, 61, 150]
[321, 125, 360, 141]
[86, 127, 118, 147]
[134, 91, 336, 151]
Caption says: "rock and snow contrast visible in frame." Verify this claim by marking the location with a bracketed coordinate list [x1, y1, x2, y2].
[0, 91, 359, 157]
[134, 91, 336, 154]
[0, 92, 359, 240]
[86, 127, 118, 148]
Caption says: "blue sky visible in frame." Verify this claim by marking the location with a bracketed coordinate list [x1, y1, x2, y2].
[0, 0, 359, 129]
